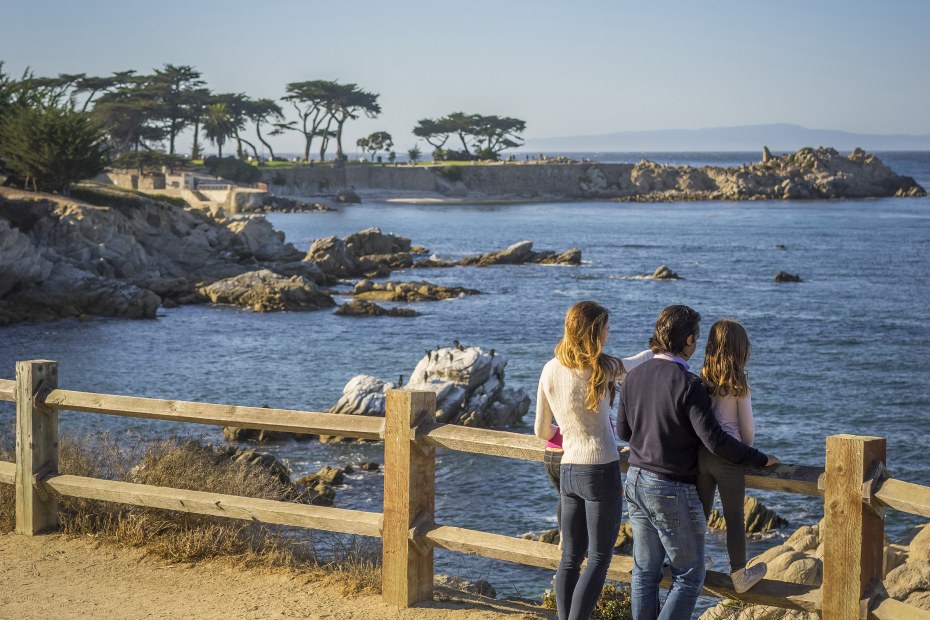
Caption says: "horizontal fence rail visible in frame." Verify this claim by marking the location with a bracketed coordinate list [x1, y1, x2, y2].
[41, 474, 382, 537]
[875, 477, 930, 519]
[2, 361, 930, 619]
[0, 460, 13, 485]
[42, 388, 384, 439]
[0, 378, 14, 402]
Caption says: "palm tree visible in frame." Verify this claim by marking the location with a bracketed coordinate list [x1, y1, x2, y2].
[203, 102, 235, 158]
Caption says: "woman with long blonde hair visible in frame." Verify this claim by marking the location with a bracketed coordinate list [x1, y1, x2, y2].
[696, 318, 767, 593]
[535, 301, 651, 620]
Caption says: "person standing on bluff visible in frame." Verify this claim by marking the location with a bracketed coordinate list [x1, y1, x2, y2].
[618, 305, 779, 619]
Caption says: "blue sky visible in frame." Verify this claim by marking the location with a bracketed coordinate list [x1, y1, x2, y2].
[4, 0, 928, 152]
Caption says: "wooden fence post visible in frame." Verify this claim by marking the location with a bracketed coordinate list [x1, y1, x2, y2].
[822, 434, 886, 619]
[15, 360, 59, 535]
[382, 389, 436, 607]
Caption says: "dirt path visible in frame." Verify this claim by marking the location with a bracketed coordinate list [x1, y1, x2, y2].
[0, 533, 554, 620]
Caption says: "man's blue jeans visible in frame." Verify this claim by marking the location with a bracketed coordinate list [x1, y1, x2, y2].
[556, 461, 623, 620]
[624, 467, 706, 620]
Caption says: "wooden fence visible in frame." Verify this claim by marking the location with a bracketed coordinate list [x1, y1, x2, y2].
[2, 359, 930, 619]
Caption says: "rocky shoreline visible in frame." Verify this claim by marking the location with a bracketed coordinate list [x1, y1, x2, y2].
[0, 185, 579, 326]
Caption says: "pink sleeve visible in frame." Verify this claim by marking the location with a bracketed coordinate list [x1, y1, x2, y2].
[738, 391, 755, 447]
[546, 427, 563, 449]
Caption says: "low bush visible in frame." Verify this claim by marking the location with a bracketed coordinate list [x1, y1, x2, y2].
[542, 582, 632, 619]
[203, 156, 261, 184]
[437, 165, 463, 182]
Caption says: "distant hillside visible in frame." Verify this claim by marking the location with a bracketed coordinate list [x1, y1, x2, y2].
[522, 124, 930, 152]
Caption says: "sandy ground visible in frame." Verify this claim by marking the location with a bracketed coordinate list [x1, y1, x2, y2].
[0, 533, 554, 620]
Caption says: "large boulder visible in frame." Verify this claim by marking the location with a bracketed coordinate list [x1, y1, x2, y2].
[196, 269, 335, 312]
[650, 265, 680, 280]
[223, 217, 303, 262]
[345, 227, 411, 256]
[774, 271, 802, 283]
[707, 495, 788, 535]
[304, 227, 416, 278]
[330, 345, 530, 428]
[699, 521, 824, 620]
[330, 375, 398, 417]
[305, 235, 358, 278]
[700, 519, 930, 619]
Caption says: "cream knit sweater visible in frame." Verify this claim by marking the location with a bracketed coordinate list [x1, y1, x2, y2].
[534, 350, 653, 464]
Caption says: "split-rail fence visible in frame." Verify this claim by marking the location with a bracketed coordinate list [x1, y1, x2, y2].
[3, 360, 930, 619]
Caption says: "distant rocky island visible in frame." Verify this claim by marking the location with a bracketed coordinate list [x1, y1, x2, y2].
[266, 147, 925, 203]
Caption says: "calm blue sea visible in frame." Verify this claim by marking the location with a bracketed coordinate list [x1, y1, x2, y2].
[1, 152, 928, 610]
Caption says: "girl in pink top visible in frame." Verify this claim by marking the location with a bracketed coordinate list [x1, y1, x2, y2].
[696, 319, 767, 593]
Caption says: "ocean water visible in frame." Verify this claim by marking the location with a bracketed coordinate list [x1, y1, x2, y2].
[1, 153, 928, 611]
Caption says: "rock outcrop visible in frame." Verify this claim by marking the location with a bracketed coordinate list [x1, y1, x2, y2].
[706, 495, 788, 534]
[305, 227, 420, 278]
[334, 299, 419, 317]
[294, 465, 352, 506]
[649, 265, 680, 280]
[330, 345, 530, 428]
[352, 279, 480, 302]
[613, 147, 926, 201]
[434, 575, 497, 599]
[413, 240, 581, 269]
[774, 271, 802, 283]
[458, 240, 582, 267]
[700, 519, 930, 619]
[197, 269, 335, 312]
[0, 186, 312, 325]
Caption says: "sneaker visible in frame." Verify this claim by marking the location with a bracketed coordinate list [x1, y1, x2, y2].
[704, 556, 714, 571]
[731, 562, 767, 594]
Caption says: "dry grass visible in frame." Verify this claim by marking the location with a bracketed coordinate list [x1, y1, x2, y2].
[0, 434, 381, 592]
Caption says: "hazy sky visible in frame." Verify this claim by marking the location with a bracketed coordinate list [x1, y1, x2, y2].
[4, 0, 929, 153]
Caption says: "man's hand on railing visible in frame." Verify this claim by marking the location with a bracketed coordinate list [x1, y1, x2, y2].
[765, 454, 781, 467]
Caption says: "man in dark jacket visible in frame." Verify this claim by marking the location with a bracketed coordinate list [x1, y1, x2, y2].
[618, 305, 779, 619]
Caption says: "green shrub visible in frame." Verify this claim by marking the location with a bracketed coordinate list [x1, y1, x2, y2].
[542, 582, 632, 620]
[437, 165, 463, 182]
[111, 151, 189, 174]
[203, 156, 261, 184]
[0, 104, 110, 195]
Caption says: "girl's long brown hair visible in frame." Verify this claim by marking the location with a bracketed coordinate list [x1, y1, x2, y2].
[701, 319, 751, 398]
[554, 301, 622, 411]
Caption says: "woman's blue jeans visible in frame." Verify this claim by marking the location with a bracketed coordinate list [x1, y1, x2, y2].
[556, 460, 622, 620]
[624, 467, 707, 620]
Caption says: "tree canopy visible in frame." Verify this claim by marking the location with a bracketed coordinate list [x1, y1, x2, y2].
[413, 112, 525, 160]
[0, 58, 533, 194]
[358, 131, 393, 161]
[0, 103, 109, 194]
